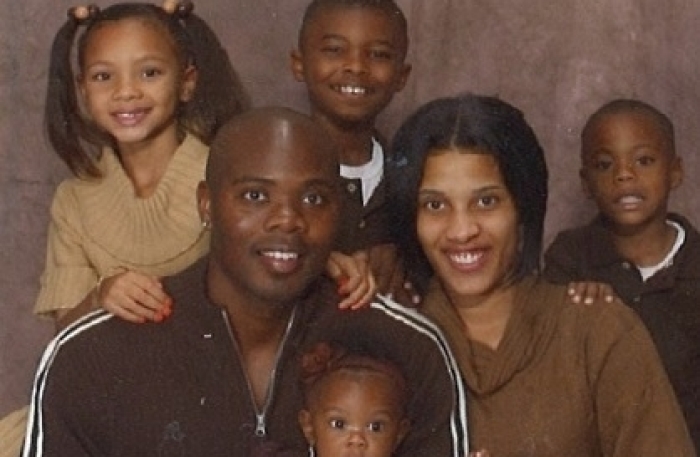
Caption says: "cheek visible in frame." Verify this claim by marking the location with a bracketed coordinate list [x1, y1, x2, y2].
[416, 212, 439, 249]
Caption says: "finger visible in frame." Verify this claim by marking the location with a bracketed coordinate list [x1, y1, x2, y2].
[102, 300, 148, 324]
[337, 272, 373, 310]
[349, 271, 377, 310]
[325, 254, 345, 282]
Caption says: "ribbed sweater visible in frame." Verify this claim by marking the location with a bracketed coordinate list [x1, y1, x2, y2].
[35, 134, 210, 316]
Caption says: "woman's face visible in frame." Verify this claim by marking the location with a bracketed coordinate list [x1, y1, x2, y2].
[417, 149, 519, 301]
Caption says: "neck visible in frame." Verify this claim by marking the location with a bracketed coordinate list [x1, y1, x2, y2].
[116, 126, 181, 198]
[607, 217, 676, 267]
[312, 113, 376, 166]
[447, 284, 516, 350]
[206, 260, 297, 348]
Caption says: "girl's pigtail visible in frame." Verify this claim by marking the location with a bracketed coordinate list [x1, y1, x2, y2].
[45, 5, 102, 178]
[176, 4, 250, 143]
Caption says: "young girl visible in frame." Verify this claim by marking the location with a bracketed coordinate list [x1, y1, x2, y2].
[38, 0, 248, 329]
[298, 342, 411, 457]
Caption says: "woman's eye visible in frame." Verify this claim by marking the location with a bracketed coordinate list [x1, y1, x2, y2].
[477, 195, 499, 208]
[423, 200, 444, 211]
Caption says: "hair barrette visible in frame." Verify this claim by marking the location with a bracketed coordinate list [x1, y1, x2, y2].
[67, 4, 100, 24]
[162, 0, 194, 17]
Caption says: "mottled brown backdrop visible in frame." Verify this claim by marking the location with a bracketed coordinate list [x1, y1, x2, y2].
[2, 0, 699, 415]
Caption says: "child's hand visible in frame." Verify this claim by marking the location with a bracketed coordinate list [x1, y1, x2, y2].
[566, 281, 617, 305]
[326, 251, 376, 310]
[97, 270, 173, 323]
[367, 243, 422, 306]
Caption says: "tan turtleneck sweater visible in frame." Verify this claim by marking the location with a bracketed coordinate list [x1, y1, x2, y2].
[35, 134, 210, 316]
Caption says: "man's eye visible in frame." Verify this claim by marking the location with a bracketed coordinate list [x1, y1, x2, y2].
[242, 190, 267, 202]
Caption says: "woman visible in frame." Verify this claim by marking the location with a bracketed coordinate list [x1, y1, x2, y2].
[386, 94, 695, 456]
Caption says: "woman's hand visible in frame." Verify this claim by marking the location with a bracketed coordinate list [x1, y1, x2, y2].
[326, 250, 376, 310]
[97, 270, 173, 323]
[566, 281, 617, 305]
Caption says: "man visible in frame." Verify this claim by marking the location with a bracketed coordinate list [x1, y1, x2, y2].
[23, 107, 468, 456]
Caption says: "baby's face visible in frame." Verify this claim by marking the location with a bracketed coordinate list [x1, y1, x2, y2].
[300, 371, 409, 457]
[580, 111, 682, 230]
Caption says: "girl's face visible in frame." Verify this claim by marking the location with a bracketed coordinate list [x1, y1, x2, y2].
[300, 371, 409, 457]
[417, 149, 519, 304]
[78, 18, 196, 151]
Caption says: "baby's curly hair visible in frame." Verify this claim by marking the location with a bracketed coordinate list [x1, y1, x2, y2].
[300, 341, 409, 410]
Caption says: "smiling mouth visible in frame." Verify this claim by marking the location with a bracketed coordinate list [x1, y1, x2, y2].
[334, 84, 369, 96]
[261, 250, 299, 261]
[111, 108, 150, 125]
[450, 251, 483, 265]
[615, 194, 644, 209]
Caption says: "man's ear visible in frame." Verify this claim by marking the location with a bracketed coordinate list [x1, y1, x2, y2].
[298, 409, 316, 445]
[290, 49, 306, 82]
[197, 181, 211, 225]
[180, 65, 198, 102]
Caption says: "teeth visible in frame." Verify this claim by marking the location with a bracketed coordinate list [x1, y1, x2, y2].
[115, 112, 137, 119]
[263, 251, 298, 261]
[619, 195, 642, 204]
[339, 85, 367, 95]
[450, 252, 481, 265]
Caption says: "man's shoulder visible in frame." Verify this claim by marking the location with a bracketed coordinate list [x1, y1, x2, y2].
[307, 293, 454, 364]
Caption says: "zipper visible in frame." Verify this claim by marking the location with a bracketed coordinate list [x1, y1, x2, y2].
[221, 307, 297, 437]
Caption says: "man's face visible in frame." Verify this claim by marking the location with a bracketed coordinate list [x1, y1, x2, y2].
[199, 113, 340, 311]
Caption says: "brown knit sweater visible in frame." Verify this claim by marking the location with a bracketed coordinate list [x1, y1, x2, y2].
[422, 276, 696, 457]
